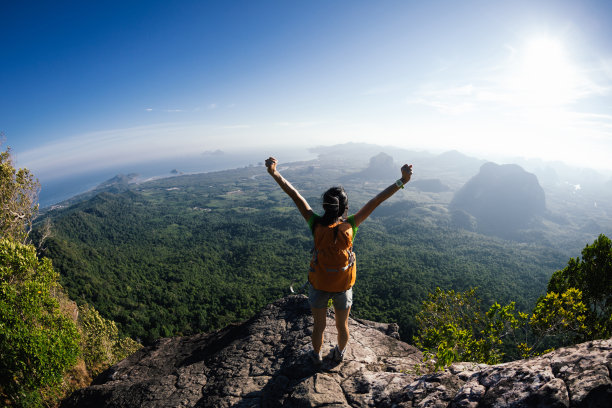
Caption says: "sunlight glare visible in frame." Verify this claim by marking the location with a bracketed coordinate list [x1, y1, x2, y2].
[511, 36, 578, 106]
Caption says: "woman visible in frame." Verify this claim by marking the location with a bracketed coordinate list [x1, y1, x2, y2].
[265, 157, 413, 365]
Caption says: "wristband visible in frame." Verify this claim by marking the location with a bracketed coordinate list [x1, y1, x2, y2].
[395, 179, 404, 189]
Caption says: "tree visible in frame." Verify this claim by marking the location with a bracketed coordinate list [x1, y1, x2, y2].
[0, 238, 80, 407]
[547, 234, 612, 339]
[525, 288, 587, 355]
[0, 146, 40, 244]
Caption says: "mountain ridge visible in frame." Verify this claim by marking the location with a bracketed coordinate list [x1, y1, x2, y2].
[60, 295, 612, 408]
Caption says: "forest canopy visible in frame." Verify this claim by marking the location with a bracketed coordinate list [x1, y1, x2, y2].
[37, 164, 568, 345]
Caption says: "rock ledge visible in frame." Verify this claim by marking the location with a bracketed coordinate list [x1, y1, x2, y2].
[61, 296, 612, 407]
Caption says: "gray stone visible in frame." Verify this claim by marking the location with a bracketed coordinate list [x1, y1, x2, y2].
[61, 295, 612, 408]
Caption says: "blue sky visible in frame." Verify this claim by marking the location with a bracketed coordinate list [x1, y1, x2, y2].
[2, 0, 612, 179]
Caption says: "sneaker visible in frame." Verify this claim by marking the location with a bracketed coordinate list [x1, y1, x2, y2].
[331, 345, 345, 362]
[310, 350, 322, 366]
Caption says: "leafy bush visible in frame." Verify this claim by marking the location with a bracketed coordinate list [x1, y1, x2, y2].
[523, 287, 587, 355]
[0, 238, 80, 407]
[78, 304, 141, 376]
[414, 288, 523, 370]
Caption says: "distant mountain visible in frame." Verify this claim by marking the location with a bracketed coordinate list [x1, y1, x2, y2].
[43, 173, 141, 212]
[410, 178, 451, 193]
[510, 156, 612, 192]
[341, 152, 397, 182]
[311, 142, 429, 161]
[340, 152, 400, 184]
[431, 150, 483, 169]
[407, 150, 487, 191]
[308, 144, 486, 190]
[416, 150, 487, 175]
[95, 173, 140, 190]
[451, 162, 546, 236]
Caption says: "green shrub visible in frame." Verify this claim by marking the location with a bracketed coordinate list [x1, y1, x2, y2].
[414, 287, 522, 370]
[414, 285, 591, 370]
[78, 304, 142, 376]
[0, 238, 80, 407]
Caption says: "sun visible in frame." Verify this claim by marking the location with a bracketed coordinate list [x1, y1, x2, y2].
[510, 35, 579, 106]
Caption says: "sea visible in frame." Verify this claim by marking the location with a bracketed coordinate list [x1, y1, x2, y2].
[38, 149, 316, 208]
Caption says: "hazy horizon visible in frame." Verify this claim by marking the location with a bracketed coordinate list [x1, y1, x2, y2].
[34, 142, 611, 209]
[3, 1, 612, 178]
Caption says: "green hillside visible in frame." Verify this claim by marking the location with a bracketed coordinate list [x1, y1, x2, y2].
[37, 161, 567, 344]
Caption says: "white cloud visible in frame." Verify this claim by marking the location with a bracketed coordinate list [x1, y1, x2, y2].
[407, 84, 477, 115]
[16, 123, 214, 179]
[407, 97, 475, 115]
[219, 124, 251, 129]
[410, 35, 610, 114]
[143, 107, 186, 113]
[15, 120, 323, 180]
[401, 35, 612, 171]
[274, 121, 322, 128]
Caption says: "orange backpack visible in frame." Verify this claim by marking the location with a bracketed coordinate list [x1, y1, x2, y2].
[308, 218, 356, 292]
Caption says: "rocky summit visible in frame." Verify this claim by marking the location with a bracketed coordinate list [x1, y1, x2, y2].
[61, 296, 612, 407]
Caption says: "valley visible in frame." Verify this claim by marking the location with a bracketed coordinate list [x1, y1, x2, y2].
[35, 144, 612, 346]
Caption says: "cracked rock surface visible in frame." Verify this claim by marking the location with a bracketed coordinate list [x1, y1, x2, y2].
[60, 295, 612, 407]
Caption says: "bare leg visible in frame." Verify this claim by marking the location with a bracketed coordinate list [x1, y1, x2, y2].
[334, 306, 351, 352]
[311, 307, 327, 354]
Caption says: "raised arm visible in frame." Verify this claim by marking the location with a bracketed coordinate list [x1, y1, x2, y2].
[265, 157, 313, 221]
[353, 164, 412, 227]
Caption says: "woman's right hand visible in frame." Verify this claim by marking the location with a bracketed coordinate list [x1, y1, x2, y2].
[401, 164, 413, 183]
[265, 157, 277, 175]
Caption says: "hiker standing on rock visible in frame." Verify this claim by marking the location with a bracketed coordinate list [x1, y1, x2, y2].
[265, 157, 412, 365]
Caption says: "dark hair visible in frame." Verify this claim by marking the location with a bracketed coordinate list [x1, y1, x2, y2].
[316, 186, 348, 226]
